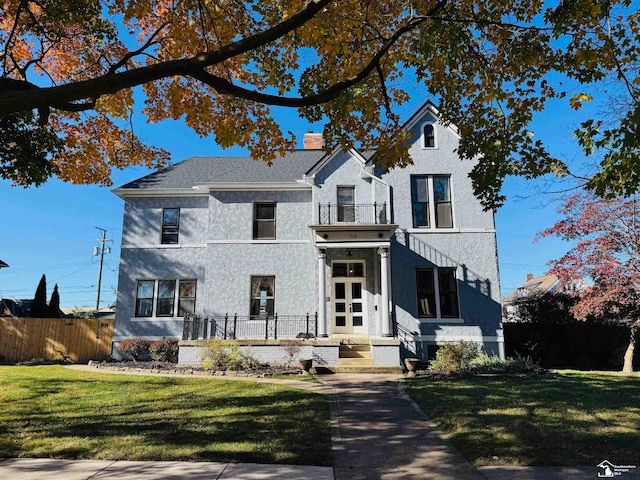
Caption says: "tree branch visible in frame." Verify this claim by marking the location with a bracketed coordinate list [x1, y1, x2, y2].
[0, 0, 336, 116]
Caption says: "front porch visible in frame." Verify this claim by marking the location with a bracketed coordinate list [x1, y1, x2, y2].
[179, 314, 401, 371]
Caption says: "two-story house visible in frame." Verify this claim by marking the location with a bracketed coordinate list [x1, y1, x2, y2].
[113, 101, 503, 368]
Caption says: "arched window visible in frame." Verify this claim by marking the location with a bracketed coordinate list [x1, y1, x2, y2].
[423, 123, 436, 148]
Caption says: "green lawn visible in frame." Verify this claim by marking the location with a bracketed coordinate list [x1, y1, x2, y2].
[0, 366, 332, 466]
[405, 371, 640, 466]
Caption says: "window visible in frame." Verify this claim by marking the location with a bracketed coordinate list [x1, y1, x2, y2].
[416, 267, 459, 318]
[337, 186, 355, 222]
[423, 123, 436, 148]
[161, 208, 180, 244]
[134, 279, 197, 317]
[250, 276, 275, 317]
[433, 176, 453, 228]
[135, 280, 155, 317]
[438, 268, 459, 317]
[411, 176, 430, 227]
[411, 175, 453, 228]
[253, 203, 276, 239]
[178, 280, 197, 316]
[416, 269, 436, 318]
[156, 280, 176, 316]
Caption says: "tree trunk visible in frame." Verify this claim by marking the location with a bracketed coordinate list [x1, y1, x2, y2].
[622, 322, 639, 374]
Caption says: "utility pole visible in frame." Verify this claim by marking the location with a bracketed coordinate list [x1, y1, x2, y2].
[94, 227, 112, 311]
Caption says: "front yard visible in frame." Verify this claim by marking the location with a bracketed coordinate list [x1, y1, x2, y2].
[404, 370, 640, 466]
[0, 366, 332, 466]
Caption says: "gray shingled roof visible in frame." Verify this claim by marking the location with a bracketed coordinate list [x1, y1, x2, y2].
[118, 150, 328, 190]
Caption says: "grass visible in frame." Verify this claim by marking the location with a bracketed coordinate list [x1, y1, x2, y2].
[404, 370, 640, 467]
[0, 366, 332, 466]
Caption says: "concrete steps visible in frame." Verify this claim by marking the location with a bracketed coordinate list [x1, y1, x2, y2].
[314, 336, 402, 374]
[315, 365, 403, 374]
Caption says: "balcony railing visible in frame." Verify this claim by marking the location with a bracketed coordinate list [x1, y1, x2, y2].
[182, 313, 318, 340]
[318, 203, 388, 225]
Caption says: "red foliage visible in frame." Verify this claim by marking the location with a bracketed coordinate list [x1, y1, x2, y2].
[539, 191, 640, 325]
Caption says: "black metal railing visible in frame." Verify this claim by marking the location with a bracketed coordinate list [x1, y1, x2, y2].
[318, 203, 388, 225]
[182, 313, 318, 340]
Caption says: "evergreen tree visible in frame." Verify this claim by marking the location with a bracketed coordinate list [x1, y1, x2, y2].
[48, 284, 60, 318]
[30, 274, 48, 318]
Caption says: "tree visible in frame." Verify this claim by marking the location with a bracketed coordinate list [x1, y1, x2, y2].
[538, 191, 640, 373]
[0, 0, 637, 208]
[506, 291, 578, 324]
[48, 284, 60, 318]
[30, 274, 48, 318]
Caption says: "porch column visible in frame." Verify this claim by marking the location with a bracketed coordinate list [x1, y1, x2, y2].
[317, 249, 328, 337]
[379, 247, 392, 337]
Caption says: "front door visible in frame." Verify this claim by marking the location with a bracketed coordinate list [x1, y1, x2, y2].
[332, 261, 366, 334]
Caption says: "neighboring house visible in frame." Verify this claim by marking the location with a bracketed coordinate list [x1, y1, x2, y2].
[0, 298, 33, 317]
[1, 298, 67, 318]
[113, 101, 503, 366]
[502, 273, 587, 322]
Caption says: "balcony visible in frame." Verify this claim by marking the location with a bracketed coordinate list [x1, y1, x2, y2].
[317, 203, 388, 225]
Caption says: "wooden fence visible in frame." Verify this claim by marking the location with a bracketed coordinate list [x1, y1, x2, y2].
[0, 317, 114, 363]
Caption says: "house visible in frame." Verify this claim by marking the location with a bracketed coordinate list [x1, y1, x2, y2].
[112, 102, 503, 368]
[0, 298, 33, 317]
[502, 273, 587, 322]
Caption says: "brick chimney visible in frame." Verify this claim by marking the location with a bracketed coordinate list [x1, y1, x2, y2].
[525, 273, 534, 282]
[303, 132, 323, 149]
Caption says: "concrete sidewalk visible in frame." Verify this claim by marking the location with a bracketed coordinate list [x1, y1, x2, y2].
[0, 458, 334, 479]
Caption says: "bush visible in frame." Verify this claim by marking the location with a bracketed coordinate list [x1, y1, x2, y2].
[468, 353, 544, 374]
[149, 338, 179, 363]
[429, 341, 480, 374]
[201, 339, 258, 371]
[116, 337, 152, 361]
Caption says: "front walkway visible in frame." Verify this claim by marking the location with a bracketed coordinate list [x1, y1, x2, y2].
[321, 374, 484, 480]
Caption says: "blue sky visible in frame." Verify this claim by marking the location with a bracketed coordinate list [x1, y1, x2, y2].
[0, 96, 588, 309]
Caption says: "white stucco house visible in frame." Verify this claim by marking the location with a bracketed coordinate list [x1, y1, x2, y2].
[112, 101, 504, 369]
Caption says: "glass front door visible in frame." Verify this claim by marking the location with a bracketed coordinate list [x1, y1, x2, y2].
[332, 261, 366, 334]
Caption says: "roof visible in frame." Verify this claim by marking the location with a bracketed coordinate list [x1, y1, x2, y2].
[1, 298, 33, 317]
[0, 260, 8, 268]
[116, 150, 328, 192]
[503, 274, 561, 304]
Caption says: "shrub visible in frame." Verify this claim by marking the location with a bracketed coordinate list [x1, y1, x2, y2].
[281, 339, 304, 366]
[429, 341, 480, 374]
[201, 339, 258, 371]
[464, 353, 545, 375]
[116, 337, 152, 361]
[149, 338, 179, 363]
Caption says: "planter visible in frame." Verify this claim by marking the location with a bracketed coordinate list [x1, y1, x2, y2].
[404, 357, 420, 377]
[299, 358, 313, 375]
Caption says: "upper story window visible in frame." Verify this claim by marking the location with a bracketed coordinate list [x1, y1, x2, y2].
[161, 208, 180, 244]
[253, 202, 276, 239]
[422, 122, 437, 148]
[411, 175, 453, 229]
[337, 186, 355, 222]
